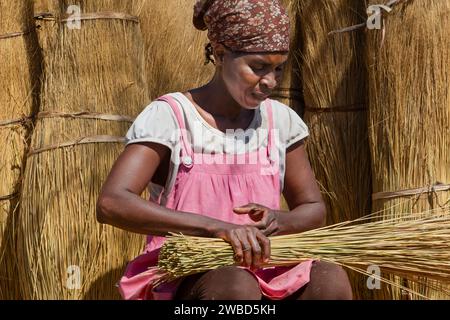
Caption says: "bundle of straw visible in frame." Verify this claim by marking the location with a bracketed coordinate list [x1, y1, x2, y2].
[0, 0, 41, 299]
[366, 0, 450, 299]
[153, 206, 450, 300]
[16, 0, 148, 299]
[291, 0, 372, 298]
[139, 0, 214, 100]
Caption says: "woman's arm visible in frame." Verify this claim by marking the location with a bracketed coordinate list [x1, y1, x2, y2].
[278, 139, 327, 234]
[96, 142, 228, 237]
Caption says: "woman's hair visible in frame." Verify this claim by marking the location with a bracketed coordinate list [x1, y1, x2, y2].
[204, 43, 215, 65]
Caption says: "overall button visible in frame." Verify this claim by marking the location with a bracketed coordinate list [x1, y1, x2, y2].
[182, 156, 193, 166]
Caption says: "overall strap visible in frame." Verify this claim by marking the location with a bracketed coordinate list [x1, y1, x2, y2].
[156, 95, 193, 164]
[265, 99, 278, 162]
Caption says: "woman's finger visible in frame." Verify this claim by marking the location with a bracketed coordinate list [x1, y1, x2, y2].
[249, 211, 273, 229]
[256, 232, 271, 263]
[261, 220, 278, 236]
[228, 230, 243, 264]
[233, 205, 269, 223]
[235, 230, 252, 268]
[247, 230, 262, 269]
[233, 206, 258, 215]
[247, 209, 265, 222]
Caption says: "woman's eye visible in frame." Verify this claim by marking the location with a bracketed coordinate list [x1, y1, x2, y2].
[251, 65, 264, 71]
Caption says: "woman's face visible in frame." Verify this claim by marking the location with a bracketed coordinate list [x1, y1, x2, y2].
[219, 48, 288, 109]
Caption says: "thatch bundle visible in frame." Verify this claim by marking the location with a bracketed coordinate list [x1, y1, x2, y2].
[366, 0, 450, 299]
[152, 206, 450, 299]
[139, 0, 214, 100]
[16, 0, 148, 299]
[292, 0, 372, 299]
[0, 0, 41, 299]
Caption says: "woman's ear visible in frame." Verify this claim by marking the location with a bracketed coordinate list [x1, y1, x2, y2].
[212, 43, 226, 66]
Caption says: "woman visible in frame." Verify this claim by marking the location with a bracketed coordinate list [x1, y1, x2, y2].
[97, 0, 353, 300]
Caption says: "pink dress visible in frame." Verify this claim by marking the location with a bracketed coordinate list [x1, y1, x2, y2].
[118, 95, 313, 300]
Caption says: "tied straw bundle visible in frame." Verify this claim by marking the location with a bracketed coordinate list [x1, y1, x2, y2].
[152, 204, 450, 299]
[0, 0, 41, 299]
[290, 0, 371, 299]
[365, 0, 450, 300]
[16, 0, 148, 299]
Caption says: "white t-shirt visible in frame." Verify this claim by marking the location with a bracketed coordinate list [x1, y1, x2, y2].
[125, 92, 309, 204]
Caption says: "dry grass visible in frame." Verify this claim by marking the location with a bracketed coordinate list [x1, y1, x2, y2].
[366, 0, 450, 299]
[153, 204, 450, 300]
[0, 0, 41, 300]
[270, 0, 304, 115]
[138, 0, 214, 100]
[291, 0, 372, 299]
[16, 0, 148, 299]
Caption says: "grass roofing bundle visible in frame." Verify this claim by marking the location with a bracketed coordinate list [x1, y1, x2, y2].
[16, 0, 149, 299]
[366, 0, 450, 299]
[153, 205, 450, 299]
[139, 0, 214, 100]
[291, 0, 372, 299]
[0, 0, 41, 299]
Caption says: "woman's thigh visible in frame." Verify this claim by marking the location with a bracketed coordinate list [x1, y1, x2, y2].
[174, 266, 262, 300]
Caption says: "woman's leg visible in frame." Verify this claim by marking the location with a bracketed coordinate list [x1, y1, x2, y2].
[174, 266, 262, 300]
[288, 261, 353, 300]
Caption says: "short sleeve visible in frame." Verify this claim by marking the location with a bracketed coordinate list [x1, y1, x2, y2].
[271, 99, 309, 148]
[125, 100, 179, 151]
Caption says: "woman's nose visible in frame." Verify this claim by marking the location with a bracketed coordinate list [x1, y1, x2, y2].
[260, 72, 277, 90]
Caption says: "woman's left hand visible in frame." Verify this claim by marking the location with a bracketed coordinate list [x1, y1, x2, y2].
[233, 203, 282, 236]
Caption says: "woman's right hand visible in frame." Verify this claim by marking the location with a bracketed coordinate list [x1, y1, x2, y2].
[213, 223, 271, 270]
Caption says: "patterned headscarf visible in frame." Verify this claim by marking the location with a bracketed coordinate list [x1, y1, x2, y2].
[193, 0, 290, 53]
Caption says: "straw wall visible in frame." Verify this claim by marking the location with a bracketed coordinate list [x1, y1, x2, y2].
[0, 0, 41, 300]
[366, 0, 450, 299]
[16, 0, 148, 299]
[139, 0, 214, 100]
[293, 0, 373, 299]
[271, 0, 304, 115]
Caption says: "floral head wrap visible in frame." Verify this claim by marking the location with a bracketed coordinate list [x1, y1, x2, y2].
[193, 0, 290, 53]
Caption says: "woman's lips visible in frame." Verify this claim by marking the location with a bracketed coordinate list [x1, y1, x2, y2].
[252, 92, 270, 100]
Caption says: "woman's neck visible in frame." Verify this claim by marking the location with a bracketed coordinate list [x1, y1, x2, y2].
[186, 73, 251, 122]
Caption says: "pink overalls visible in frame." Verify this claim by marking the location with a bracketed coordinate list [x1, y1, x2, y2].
[118, 95, 313, 300]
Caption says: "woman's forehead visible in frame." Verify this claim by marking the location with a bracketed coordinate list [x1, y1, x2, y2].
[237, 52, 289, 64]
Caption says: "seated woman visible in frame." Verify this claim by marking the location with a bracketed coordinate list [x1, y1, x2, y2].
[96, 0, 353, 300]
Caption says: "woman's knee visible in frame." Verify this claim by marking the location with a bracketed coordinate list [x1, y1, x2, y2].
[198, 266, 262, 300]
[299, 261, 353, 300]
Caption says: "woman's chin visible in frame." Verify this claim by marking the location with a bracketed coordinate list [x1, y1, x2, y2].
[243, 96, 263, 108]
